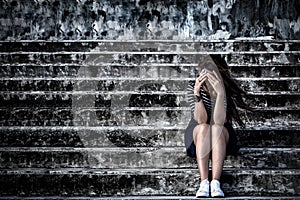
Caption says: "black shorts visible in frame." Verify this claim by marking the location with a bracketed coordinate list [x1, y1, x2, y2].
[184, 118, 240, 158]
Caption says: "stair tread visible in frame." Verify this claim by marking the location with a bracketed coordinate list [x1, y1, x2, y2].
[1, 168, 299, 174]
[1, 125, 299, 130]
[0, 146, 298, 169]
[0, 146, 299, 151]
[2, 63, 300, 67]
[0, 196, 299, 200]
[1, 168, 298, 196]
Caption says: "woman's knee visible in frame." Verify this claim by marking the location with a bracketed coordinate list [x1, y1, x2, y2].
[211, 124, 229, 144]
[194, 123, 210, 135]
[193, 123, 210, 144]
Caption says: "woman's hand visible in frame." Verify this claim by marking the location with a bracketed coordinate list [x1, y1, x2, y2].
[206, 70, 225, 96]
[194, 70, 207, 96]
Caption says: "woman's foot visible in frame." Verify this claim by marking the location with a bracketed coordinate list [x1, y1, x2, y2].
[210, 179, 224, 197]
[196, 179, 210, 198]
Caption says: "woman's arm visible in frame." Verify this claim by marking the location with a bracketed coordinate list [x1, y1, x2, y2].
[206, 70, 226, 125]
[213, 92, 226, 125]
[194, 99, 208, 124]
[192, 70, 208, 124]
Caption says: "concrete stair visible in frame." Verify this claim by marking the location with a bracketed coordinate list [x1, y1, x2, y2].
[0, 40, 299, 198]
[0, 197, 299, 200]
[0, 168, 299, 197]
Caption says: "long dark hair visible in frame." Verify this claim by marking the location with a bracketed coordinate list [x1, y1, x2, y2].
[210, 54, 254, 127]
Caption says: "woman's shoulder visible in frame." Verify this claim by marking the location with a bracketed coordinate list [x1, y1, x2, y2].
[187, 80, 195, 91]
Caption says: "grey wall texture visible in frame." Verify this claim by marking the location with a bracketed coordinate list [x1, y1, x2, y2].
[1, 0, 300, 40]
[0, 0, 300, 198]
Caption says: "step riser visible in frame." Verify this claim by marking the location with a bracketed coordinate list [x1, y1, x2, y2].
[0, 171, 298, 196]
[0, 41, 299, 52]
[1, 94, 299, 108]
[1, 65, 299, 79]
[1, 109, 299, 126]
[0, 53, 299, 65]
[246, 95, 300, 108]
[0, 80, 299, 92]
[0, 149, 298, 169]
[0, 129, 299, 148]
[230, 66, 300, 78]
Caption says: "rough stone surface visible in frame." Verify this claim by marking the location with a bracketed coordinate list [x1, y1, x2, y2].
[0, 0, 299, 40]
[0, 0, 299, 198]
[0, 147, 299, 169]
[0, 127, 299, 148]
[0, 169, 299, 197]
[1, 40, 299, 197]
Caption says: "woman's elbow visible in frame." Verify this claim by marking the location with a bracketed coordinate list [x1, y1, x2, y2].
[194, 111, 208, 125]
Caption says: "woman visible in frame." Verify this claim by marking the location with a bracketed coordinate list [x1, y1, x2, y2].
[185, 55, 252, 197]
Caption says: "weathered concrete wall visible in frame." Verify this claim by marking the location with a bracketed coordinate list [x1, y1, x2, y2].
[1, 0, 299, 40]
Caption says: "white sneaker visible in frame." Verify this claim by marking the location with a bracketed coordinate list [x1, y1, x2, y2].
[196, 179, 210, 198]
[210, 179, 225, 197]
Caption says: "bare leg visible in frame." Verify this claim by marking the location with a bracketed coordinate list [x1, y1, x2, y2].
[193, 123, 211, 181]
[211, 124, 229, 180]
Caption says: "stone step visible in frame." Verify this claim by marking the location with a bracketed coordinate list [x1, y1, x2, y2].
[0, 53, 299, 65]
[0, 40, 298, 52]
[0, 91, 300, 104]
[1, 92, 298, 109]
[0, 79, 299, 93]
[226, 53, 299, 65]
[1, 106, 298, 114]
[1, 64, 300, 80]
[0, 126, 299, 148]
[245, 93, 300, 108]
[0, 147, 298, 169]
[0, 106, 298, 111]
[230, 65, 299, 78]
[1, 50, 299, 55]
[0, 108, 299, 127]
[2, 62, 300, 67]
[2, 76, 300, 81]
[0, 196, 299, 200]
[0, 49, 300, 57]
[0, 168, 298, 196]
